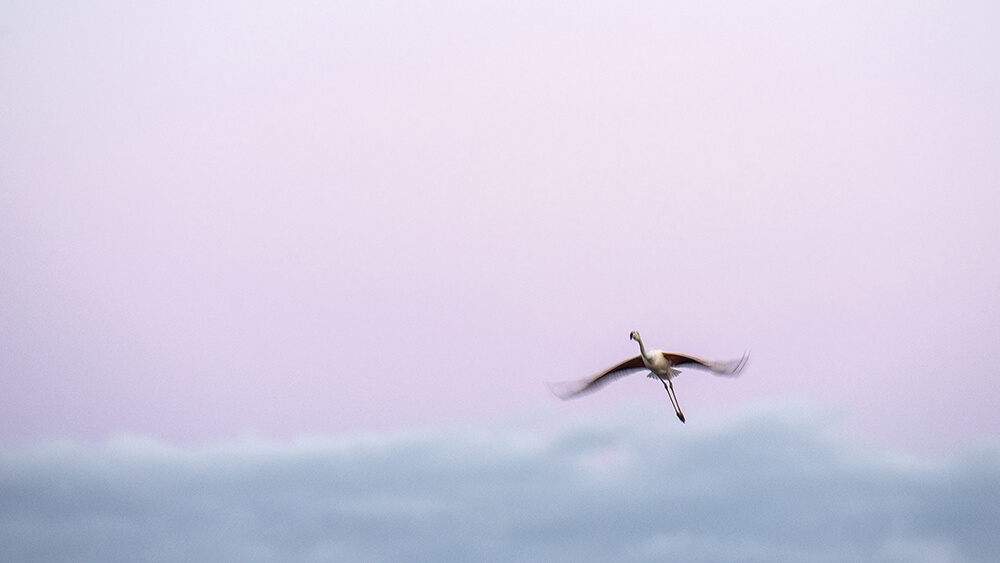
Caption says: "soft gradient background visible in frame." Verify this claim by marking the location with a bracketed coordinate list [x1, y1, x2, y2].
[2, 1, 999, 561]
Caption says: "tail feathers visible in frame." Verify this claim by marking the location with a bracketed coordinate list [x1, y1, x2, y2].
[645, 366, 681, 379]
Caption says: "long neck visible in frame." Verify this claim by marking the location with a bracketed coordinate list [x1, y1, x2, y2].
[634, 336, 649, 359]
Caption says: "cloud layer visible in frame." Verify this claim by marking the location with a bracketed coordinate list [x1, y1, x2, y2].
[3, 405, 998, 562]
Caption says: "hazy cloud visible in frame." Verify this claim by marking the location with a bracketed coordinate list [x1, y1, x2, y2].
[2, 405, 998, 562]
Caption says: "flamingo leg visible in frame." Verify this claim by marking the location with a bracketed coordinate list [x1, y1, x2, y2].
[659, 377, 686, 423]
[657, 377, 673, 406]
[668, 381, 686, 423]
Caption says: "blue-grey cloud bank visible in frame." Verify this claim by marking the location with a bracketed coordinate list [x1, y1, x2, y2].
[3, 405, 997, 563]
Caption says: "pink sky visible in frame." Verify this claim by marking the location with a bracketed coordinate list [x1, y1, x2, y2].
[2, 1, 998, 452]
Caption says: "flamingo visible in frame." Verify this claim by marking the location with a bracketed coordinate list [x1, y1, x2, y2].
[548, 331, 748, 422]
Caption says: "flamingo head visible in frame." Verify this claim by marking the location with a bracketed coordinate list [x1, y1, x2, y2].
[629, 331, 641, 342]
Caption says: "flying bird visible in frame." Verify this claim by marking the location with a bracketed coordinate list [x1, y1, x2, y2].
[548, 331, 748, 423]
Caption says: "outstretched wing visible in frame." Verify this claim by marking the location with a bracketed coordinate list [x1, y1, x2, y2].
[547, 355, 647, 399]
[660, 350, 750, 376]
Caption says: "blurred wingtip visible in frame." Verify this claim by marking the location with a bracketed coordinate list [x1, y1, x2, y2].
[545, 380, 582, 400]
[710, 350, 750, 376]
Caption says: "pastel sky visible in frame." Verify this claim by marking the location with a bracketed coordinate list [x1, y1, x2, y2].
[3, 0, 999, 449]
[3, 1, 1000, 560]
